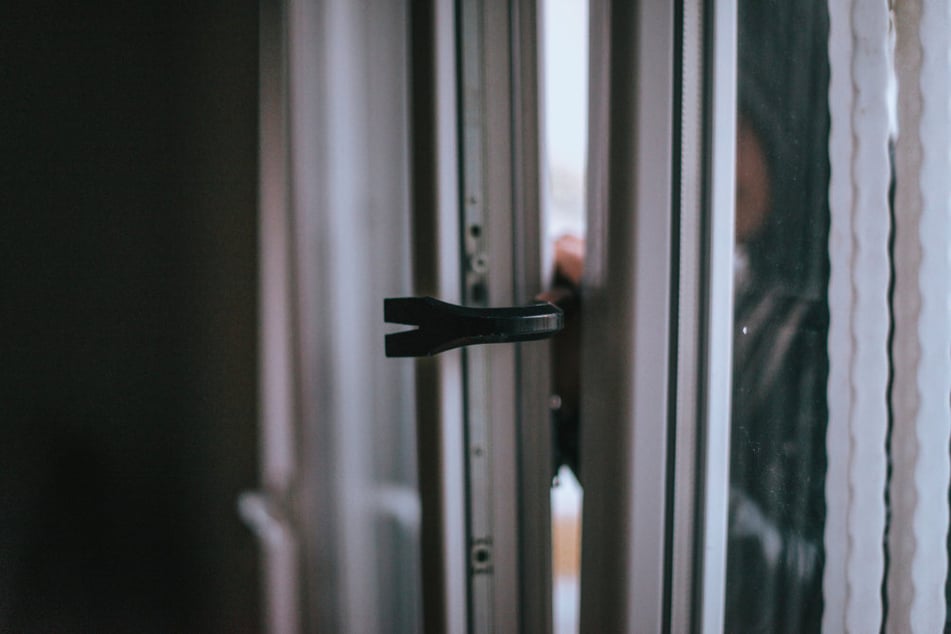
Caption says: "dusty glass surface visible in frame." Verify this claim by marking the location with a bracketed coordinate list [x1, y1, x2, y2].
[724, 0, 831, 630]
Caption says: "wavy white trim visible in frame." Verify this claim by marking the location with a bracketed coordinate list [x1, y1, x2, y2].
[846, 2, 892, 631]
[889, 0, 951, 630]
[822, 1, 855, 630]
[825, 1, 891, 632]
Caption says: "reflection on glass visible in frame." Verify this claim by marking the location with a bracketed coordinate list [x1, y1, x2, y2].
[726, 0, 831, 630]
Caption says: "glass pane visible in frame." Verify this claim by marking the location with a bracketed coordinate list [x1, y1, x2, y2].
[542, 1, 587, 632]
[725, 0, 831, 630]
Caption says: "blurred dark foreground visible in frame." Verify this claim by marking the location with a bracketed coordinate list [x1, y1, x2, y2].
[1, 2, 261, 631]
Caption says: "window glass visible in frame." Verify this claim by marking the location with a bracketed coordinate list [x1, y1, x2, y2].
[726, 0, 831, 630]
[542, 1, 587, 633]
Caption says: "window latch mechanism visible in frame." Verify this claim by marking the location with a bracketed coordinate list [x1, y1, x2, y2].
[384, 296, 563, 357]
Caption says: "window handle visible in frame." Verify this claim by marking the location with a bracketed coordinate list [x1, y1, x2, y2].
[384, 296, 563, 357]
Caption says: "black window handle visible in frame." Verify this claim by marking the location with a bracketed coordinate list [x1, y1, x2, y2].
[384, 296, 564, 357]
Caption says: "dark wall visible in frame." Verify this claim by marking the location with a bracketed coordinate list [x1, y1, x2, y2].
[0, 2, 260, 631]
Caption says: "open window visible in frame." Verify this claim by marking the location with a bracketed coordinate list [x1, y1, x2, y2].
[254, 0, 951, 632]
